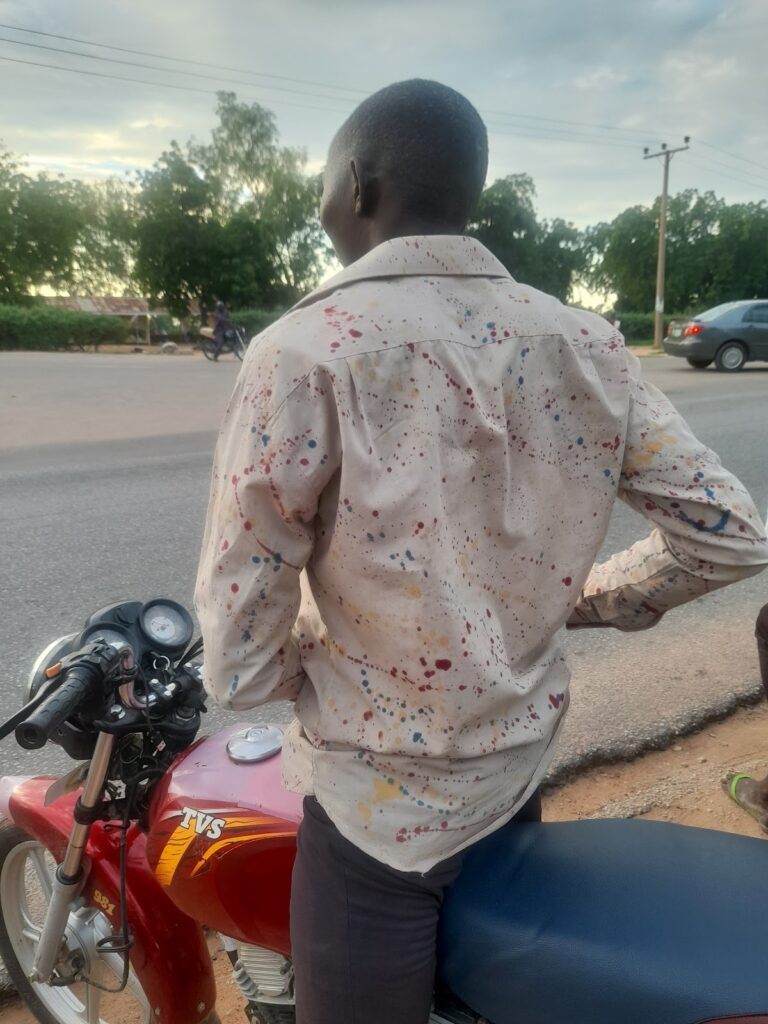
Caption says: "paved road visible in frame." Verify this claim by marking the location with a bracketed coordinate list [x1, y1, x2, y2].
[1, 351, 767, 781]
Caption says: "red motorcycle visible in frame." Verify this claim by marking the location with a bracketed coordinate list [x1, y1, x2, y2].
[1, 598, 767, 1024]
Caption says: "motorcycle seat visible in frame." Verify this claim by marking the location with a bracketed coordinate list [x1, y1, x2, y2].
[439, 819, 768, 1024]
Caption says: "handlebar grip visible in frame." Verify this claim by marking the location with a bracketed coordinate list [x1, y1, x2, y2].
[15, 665, 96, 750]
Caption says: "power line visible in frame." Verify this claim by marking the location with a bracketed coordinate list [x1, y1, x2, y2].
[486, 108, 667, 141]
[0, 54, 354, 116]
[0, 52, 653, 154]
[2, 20, 766, 181]
[0, 33, 360, 106]
[0, 21, 368, 98]
[695, 138, 768, 177]
[677, 154, 768, 195]
[0, 20, 695, 147]
[485, 119, 643, 151]
[685, 152, 768, 189]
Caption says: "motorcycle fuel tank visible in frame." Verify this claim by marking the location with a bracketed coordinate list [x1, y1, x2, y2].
[145, 723, 303, 956]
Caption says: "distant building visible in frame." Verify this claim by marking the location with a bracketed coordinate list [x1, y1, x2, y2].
[42, 297, 162, 343]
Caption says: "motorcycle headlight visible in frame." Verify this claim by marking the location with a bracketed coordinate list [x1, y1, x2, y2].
[26, 635, 77, 701]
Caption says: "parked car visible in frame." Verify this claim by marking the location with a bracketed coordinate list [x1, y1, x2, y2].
[663, 300, 768, 371]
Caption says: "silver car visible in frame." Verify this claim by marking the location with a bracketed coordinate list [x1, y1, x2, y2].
[663, 300, 768, 371]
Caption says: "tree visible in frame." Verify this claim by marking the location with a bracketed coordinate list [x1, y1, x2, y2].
[134, 93, 326, 317]
[133, 145, 229, 319]
[0, 147, 87, 303]
[584, 189, 768, 313]
[469, 175, 585, 302]
[68, 177, 140, 296]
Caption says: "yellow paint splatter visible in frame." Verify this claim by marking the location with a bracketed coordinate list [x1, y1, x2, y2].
[373, 780, 401, 803]
[407, 585, 422, 598]
[357, 802, 372, 824]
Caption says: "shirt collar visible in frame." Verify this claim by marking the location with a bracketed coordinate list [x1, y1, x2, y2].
[292, 235, 513, 311]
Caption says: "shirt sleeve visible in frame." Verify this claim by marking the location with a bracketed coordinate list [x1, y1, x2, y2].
[195, 354, 342, 709]
[571, 352, 768, 631]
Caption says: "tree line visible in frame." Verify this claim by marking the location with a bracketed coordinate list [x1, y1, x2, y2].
[2, 91, 767, 319]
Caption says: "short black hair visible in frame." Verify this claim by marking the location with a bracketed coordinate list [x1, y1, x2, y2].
[334, 79, 488, 229]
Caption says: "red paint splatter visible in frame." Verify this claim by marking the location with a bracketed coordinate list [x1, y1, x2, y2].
[221, 540, 229, 552]
[363, 711, 373, 721]
[300, 458, 309, 466]
[562, 577, 572, 586]
[580, 328, 589, 335]
[243, 520, 252, 531]
[435, 659, 452, 671]
[349, 328, 362, 338]
[231, 583, 239, 594]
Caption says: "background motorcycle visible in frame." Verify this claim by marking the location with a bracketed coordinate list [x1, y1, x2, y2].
[199, 324, 248, 361]
[1, 598, 767, 1024]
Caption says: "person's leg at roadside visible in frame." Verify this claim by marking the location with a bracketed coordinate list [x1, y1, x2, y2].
[290, 790, 542, 1024]
[722, 602, 768, 827]
[212, 326, 224, 360]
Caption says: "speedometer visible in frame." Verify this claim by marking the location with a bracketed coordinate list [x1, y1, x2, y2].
[81, 623, 132, 651]
[139, 600, 194, 652]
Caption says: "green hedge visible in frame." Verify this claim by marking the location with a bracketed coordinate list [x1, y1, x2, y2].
[229, 308, 283, 337]
[0, 305, 129, 351]
[615, 312, 688, 341]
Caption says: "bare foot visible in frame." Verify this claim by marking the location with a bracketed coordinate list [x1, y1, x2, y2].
[721, 770, 768, 835]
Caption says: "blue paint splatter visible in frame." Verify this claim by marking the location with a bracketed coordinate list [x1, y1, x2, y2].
[676, 509, 731, 534]
[405, 549, 415, 561]
[576, 436, 584, 445]
[518, 375, 524, 385]
[261, 434, 270, 447]
[308, 439, 317, 448]
[252, 556, 261, 564]
[230, 674, 240, 693]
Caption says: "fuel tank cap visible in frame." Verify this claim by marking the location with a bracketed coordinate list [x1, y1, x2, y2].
[227, 724, 284, 764]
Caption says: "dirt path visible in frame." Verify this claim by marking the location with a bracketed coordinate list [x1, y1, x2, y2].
[1, 703, 766, 1023]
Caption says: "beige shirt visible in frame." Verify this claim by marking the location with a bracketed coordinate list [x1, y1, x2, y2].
[196, 236, 768, 872]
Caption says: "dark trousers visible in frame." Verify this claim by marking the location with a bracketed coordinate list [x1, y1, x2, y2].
[757, 603, 768, 700]
[290, 790, 541, 1024]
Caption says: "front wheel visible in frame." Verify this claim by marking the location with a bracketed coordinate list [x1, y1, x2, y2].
[715, 342, 747, 372]
[200, 337, 219, 361]
[0, 821, 152, 1024]
[686, 357, 713, 369]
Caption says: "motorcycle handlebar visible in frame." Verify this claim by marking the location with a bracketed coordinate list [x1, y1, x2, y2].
[15, 664, 96, 750]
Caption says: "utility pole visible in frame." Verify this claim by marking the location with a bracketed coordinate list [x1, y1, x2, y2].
[644, 137, 690, 350]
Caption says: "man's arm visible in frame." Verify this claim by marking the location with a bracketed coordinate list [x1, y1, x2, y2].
[195, 359, 341, 709]
[570, 353, 768, 631]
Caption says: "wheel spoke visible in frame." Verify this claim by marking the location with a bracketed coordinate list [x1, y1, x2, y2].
[21, 924, 41, 943]
[29, 848, 53, 899]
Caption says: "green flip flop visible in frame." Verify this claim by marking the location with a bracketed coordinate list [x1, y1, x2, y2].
[722, 770, 768, 835]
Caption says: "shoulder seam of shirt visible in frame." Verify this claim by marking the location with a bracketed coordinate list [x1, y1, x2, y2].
[263, 330, 619, 429]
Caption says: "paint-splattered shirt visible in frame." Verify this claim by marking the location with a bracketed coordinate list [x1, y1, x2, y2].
[196, 236, 768, 872]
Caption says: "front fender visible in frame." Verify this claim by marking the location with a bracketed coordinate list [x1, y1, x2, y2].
[6, 777, 216, 1024]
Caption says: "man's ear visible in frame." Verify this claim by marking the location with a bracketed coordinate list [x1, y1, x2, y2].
[350, 158, 378, 218]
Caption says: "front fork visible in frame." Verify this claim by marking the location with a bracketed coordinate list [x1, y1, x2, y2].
[29, 731, 114, 983]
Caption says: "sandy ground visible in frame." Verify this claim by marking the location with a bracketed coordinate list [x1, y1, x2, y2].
[1, 702, 766, 1023]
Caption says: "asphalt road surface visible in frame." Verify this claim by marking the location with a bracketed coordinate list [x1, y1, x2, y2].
[1, 350, 767, 781]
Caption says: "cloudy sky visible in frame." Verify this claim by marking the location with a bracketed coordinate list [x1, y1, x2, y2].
[0, 0, 766, 228]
